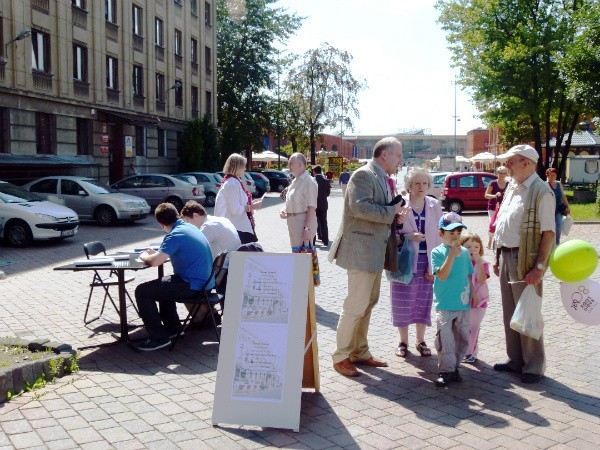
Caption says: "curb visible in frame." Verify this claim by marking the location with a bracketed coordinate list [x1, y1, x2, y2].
[0, 337, 77, 403]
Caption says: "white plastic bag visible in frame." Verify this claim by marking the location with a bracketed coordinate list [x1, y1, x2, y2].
[510, 285, 544, 340]
[562, 215, 574, 236]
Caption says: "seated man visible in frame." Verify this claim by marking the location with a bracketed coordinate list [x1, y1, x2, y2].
[135, 203, 213, 351]
[180, 200, 241, 266]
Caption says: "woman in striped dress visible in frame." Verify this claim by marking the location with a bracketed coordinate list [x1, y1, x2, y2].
[391, 168, 443, 358]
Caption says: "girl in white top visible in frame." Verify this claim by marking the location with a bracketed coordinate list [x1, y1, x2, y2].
[215, 153, 262, 244]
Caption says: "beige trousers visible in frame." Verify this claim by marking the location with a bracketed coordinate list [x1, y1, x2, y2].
[499, 249, 546, 375]
[286, 212, 317, 248]
[341, 183, 348, 196]
[332, 269, 382, 363]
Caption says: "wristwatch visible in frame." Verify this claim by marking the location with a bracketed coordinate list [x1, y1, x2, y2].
[535, 262, 545, 270]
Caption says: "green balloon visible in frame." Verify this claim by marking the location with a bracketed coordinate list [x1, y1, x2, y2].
[549, 239, 598, 282]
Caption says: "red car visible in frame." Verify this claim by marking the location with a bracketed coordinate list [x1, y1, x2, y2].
[439, 172, 498, 213]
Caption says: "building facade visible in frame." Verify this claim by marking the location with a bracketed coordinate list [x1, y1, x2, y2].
[0, 0, 217, 184]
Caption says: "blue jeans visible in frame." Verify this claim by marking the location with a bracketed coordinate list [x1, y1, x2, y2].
[555, 212, 563, 245]
[135, 275, 198, 341]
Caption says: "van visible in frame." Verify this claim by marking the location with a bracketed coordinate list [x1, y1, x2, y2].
[439, 172, 497, 213]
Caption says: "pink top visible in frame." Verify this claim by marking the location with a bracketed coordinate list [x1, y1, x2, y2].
[471, 260, 490, 308]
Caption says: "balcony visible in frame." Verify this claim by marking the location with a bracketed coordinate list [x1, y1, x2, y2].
[106, 21, 119, 42]
[133, 35, 144, 53]
[32, 0, 49, 14]
[73, 80, 89, 98]
[107, 88, 120, 103]
[156, 100, 165, 113]
[32, 71, 53, 91]
[133, 95, 145, 110]
[72, 6, 88, 29]
[155, 45, 164, 62]
[175, 54, 183, 70]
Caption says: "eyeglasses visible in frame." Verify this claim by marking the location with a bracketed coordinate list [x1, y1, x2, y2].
[505, 157, 527, 167]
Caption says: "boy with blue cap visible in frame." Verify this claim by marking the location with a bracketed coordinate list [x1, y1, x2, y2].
[431, 212, 474, 386]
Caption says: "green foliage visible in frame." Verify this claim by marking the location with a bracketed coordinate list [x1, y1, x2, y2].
[285, 43, 365, 164]
[178, 116, 221, 172]
[217, 0, 302, 160]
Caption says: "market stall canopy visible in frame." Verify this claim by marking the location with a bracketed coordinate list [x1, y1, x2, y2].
[252, 151, 288, 162]
[456, 155, 471, 163]
[470, 152, 496, 162]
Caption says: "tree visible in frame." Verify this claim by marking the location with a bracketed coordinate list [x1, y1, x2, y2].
[178, 116, 221, 172]
[436, 0, 598, 177]
[217, 0, 301, 165]
[285, 43, 365, 164]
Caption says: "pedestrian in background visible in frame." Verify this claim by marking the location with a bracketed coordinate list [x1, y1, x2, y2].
[493, 144, 555, 384]
[339, 168, 351, 196]
[390, 168, 442, 359]
[546, 167, 570, 244]
[215, 153, 262, 244]
[484, 166, 508, 248]
[312, 165, 331, 246]
[329, 137, 409, 377]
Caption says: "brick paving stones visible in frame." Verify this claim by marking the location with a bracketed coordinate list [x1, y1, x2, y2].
[1, 182, 599, 449]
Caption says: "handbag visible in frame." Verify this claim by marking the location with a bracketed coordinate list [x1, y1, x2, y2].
[293, 242, 320, 287]
[384, 196, 406, 272]
[385, 238, 414, 284]
[510, 285, 544, 340]
[558, 203, 568, 216]
[489, 203, 500, 233]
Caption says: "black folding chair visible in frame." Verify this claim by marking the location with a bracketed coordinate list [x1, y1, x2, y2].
[83, 241, 138, 325]
[170, 252, 228, 350]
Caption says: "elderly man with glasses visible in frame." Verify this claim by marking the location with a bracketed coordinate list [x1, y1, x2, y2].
[492, 144, 555, 383]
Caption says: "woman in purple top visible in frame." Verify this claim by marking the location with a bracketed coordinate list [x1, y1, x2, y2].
[484, 166, 508, 248]
[390, 168, 443, 359]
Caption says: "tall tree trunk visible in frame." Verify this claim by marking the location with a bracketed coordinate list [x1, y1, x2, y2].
[558, 113, 579, 180]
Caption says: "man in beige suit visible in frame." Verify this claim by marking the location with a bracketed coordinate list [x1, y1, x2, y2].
[329, 137, 407, 377]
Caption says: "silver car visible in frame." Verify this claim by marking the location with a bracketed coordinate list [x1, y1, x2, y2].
[178, 172, 222, 207]
[24, 176, 151, 225]
[110, 173, 205, 211]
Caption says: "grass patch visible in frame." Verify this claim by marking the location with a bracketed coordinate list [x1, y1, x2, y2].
[570, 203, 600, 222]
[0, 345, 52, 368]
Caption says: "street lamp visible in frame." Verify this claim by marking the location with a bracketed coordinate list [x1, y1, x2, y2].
[452, 77, 461, 158]
[1, 28, 31, 63]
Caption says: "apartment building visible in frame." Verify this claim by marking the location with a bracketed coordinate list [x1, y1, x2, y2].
[0, 0, 217, 184]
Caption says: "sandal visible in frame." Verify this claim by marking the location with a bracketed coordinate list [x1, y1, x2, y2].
[395, 342, 409, 358]
[416, 342, 432, 357]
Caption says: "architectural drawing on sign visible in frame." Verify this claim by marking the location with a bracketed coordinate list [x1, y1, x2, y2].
[241, 256, 293, 323]
[232, 326, 286, 402]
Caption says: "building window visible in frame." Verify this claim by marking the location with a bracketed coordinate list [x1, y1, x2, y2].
[156, 73, 165, 102]
[174, 29, 182, 56]
[191, 37, 198, 63]
[133, 5, 143, 36]
[133, 65, 144, 97]
[205, 1, 211, 26]
[0, 108, 7, 154]
[106, 56, 118, 89]
[205, 46, 212, 73]
[158, 129, 167, 157]
[205, 90, 212, 118]
[191, 86, 198, 114]
[105, 0, 117, 23]
[175, 80, 183, 107]
[72, 0, 86, 9]
[73, 44, 87, 81]
[36, 112, 56, 155]
[155, 17, 164, 47]
[76, 118, 91, 155]
[31, 30, 51, 73]
[135, 126, 146, 156]
[191, 0, 198, 16]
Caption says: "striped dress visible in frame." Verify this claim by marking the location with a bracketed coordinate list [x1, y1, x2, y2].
[390, 207, 433, 327]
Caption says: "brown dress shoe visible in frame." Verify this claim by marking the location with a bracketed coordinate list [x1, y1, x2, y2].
[350, 356, 388, 367]
[333, 358, 359, 377]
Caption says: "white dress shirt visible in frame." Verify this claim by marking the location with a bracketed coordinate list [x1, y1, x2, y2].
[214, 177, 253, 234]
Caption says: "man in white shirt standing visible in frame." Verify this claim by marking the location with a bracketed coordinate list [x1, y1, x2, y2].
[493, 144, 555, 384]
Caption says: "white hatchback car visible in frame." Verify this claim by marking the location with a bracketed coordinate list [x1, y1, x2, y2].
[0, 181, 79, 247]
[427, 172, 452, 199]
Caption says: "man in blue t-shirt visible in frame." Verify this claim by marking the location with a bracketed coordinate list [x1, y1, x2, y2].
[135, 203, 213, 351]
[430, 212, 474, 386]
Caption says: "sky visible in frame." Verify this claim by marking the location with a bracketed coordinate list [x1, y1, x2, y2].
[274, 0, 485, 136]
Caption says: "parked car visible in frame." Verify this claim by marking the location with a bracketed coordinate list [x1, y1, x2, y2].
[258, 169, 291, 192]
[215, 172, 257, 196]
[0, 181, 79, 247]
[427, 172, 452, 199]
[178, 172, 222, 207]
[439, 172, 498, 213]
[23, 176, 151, 226]
[247, 172, 271, 197]
[110, 174, 205, 211]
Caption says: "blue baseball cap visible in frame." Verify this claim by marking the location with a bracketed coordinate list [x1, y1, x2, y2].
[438, 212, 467, 231]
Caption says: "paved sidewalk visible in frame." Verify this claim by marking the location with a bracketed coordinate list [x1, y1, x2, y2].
[1, 187, 599, 449]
